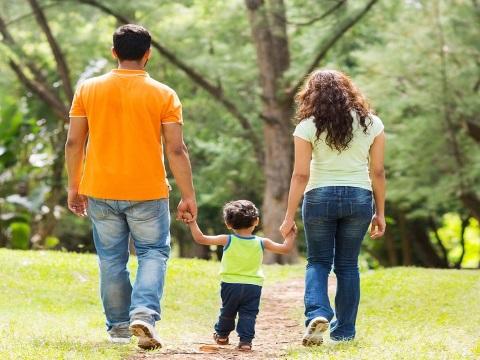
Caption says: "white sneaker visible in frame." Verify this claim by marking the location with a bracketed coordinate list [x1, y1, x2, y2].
[302, 316, 329, 346]
[108, 325, 131, 344]
[130, 319, 162, 350]
[109, 336, 131, 344]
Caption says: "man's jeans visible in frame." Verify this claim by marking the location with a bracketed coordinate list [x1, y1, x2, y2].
[87, 197, 171, 331]
[214, 282, 262, 343]
[302, 186, 373, 341]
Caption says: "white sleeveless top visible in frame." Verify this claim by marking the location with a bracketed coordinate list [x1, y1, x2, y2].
[293, 112, 384, 192]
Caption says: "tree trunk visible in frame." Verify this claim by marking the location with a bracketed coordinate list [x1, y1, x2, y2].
[397, 212, 413, 265]
[410, 220, 447, 268]
[454, 216, 469, 269]
[261, 109, 296, 263]
[384, 229, 398, 266]
[245, 0, 297, 263]
[31, 124, 67, 248]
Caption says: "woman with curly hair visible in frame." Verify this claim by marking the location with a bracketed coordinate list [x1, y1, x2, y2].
[280, 69, 386, 346]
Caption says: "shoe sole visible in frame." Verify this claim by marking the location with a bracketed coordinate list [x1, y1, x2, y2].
[302, 318, 329, 347]
[109, 337, 131, 344]
[130, 323, 162, 350]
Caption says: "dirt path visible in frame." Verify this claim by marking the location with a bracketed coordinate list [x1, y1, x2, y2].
[130, 277, 336, 360]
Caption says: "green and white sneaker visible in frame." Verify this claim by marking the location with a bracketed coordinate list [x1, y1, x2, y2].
[108, 325, 132, 344]
[130, 319, 162, 350]
[302, 316, 329, 346]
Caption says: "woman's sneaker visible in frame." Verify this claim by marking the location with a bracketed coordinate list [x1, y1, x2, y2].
[302, 316, 329, 346]
[130, 319, 162, 350]
[108, 324, 132, 344]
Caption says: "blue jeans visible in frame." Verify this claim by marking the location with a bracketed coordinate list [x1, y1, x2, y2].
[87, 197, 171, 331]
[214, 282, 262, 343]
[302, 186, 373, 340]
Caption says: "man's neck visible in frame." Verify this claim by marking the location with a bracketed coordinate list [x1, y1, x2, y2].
[118, 61, 145, 71]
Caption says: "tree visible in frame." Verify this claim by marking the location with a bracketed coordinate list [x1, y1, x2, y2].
[0, 0, 72, 247]
[78, 0, 379, 263]
[356, 0, 480, 268]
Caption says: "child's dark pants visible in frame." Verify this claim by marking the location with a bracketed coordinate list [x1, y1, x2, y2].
[214, 282, 262, 343]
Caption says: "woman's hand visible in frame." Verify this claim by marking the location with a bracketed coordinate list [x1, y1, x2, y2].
[370, 213, 386, 239]
[279, 218, 296, 238]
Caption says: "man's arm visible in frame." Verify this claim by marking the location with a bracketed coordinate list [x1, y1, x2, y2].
[65, 117, 89, 216]
[162, 123, 197, 222]
[262, 228, 297, 254]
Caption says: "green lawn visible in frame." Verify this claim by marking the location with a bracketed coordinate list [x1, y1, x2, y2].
[288, 268, 480, 360]
[0, 249, 479, 360]
[0, 249, 303, 359]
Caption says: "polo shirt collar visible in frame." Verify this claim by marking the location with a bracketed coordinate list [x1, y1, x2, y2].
[111, 69, 148, 77]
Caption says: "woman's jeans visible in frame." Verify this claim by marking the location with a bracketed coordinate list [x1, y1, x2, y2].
[87, 197, 171, 331]
[302, 186, 373, 340]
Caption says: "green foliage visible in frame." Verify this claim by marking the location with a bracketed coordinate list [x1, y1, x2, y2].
[7, 222, 30, 249]
[0, 0, 478, 267]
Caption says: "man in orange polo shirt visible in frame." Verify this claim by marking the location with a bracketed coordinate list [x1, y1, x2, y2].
[65, 24, 196, 350]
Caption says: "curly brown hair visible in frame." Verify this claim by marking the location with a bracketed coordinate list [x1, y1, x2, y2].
[223, 200, 259, 229]
[295, 69, 373, 152]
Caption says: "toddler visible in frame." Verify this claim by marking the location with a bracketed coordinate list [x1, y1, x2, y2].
[185, 200, 296, 351]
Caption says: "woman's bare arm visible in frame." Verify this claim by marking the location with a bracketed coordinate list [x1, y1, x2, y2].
[280, 137, 312, 237]
[369, 132, 386, 238]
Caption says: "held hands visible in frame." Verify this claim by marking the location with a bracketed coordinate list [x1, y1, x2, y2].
[279, 217, 296, 239]
[182, 211, 195, 224]
[67, 189, 88, 217]
[176, 198, 197, 223]
[370, 213, 386, 239]
[285, 224, 298, 240]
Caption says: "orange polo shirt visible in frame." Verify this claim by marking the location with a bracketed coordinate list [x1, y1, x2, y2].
[69, 69, 182, 200]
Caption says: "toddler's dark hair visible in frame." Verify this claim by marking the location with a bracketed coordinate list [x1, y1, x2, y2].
[223, 200, 259, 229]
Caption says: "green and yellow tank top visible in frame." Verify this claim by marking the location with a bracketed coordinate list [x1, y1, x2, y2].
[220, 234, 264, 286]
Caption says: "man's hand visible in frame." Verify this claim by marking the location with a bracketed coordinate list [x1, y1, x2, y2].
[67, 189, 88, 217]
[177, 197, 197, 223]
[370, 213, 386, 239]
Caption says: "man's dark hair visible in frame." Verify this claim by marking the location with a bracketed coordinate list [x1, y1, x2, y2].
[223, 200, 260, 229]
[113, 24, 151, 61]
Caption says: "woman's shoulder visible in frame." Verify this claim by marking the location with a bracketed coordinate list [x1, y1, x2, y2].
[368, 113, 384, 136]
[293, 117, 316, 142]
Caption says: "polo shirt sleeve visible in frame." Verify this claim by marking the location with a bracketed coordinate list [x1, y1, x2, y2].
[293, 119, 315, 143]
[162, 91, 183, 124]
[69, 83, 86, 118]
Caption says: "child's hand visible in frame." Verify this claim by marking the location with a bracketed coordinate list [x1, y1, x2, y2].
[182, 212, 194, 224]
[286, 225, 297, 240]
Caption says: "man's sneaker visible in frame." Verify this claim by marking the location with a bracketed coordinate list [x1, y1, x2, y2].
[302, 316, 329, 346]
[108, 325, 132, 344]
[130, 319, 162, 350]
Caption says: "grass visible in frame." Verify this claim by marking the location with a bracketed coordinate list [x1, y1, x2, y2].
[0, 249, 303, 359]
[0, 250, 478, 359]
[287, 268, 480, 360]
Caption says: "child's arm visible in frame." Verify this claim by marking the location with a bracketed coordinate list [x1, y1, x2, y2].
[262, 228, 297, 254]
[188, 220, 228, 246]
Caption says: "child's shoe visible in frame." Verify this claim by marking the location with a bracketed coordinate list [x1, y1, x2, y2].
[213, 332, 229, 345]
[302, 316, 329, 346]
